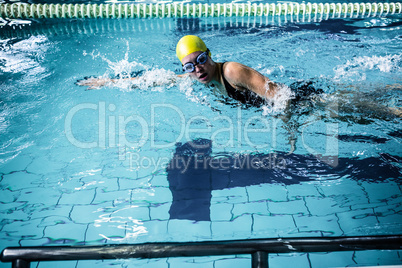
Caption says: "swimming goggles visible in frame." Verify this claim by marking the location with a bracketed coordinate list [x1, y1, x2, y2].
[182, 49, 209, 73]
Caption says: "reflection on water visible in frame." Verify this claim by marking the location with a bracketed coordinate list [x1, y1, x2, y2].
[95, 205, 148, 242]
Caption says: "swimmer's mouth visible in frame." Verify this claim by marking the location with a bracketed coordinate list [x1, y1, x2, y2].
[199, 73, 208, 80]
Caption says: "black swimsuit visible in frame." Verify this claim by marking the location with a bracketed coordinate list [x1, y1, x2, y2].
[221, 62, 266, 107]
[220, 62, 323, 108]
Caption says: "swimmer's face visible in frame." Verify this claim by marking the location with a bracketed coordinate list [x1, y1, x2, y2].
[182, 51, 214, 84]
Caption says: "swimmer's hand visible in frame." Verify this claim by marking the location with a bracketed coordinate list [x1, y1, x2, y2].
[75, 76, 114, 90]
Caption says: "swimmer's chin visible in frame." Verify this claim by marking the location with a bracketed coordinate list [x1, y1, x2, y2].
[197, 79, 209, 84]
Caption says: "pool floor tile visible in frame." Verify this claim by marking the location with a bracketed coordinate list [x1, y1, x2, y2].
[336, 208, 380, 236]
[36, 260, 78, 268]
[33, 205, 77, 221]
[91, 188, 131, 204]
[0, 202, 30, 221]
[210, 203, 234, 221]
[0, 155, 33, 174]
[143, 187, 172, 204]
[58, 189, 96, 205]
[293, 214, 343, 236]
[0, 201, 26, 212]
[101, 165, 138, 179]
[110, 204, 150, 221]
[375, 212, 402, 232]
[0, 189, 16, 203]
[149, 202, 170, 221]
[353, 250, 402, 266]
[252, 214, 297, 237]
[2, 172, 42, 191]
[268, 199, 309, 215]
[124, 258, 170, 268]
[212, 187, 248, 204]
[308, 251, 355, 267]
[304, 196, 347, 216]
[211, 214, 252, 239]
[137, 166, 159, 179]
[26, 156, 66, 175]
[17, 187, 61, 206]
[70, 204, 108, 224]
[85, 222, 126, 243]
[129, 188, 157, 204]
[140, 220, 168, 242]
[119, 176, 151, 190]
[268, 253, 310, 268]
[246, 184, 288, 202]
[374, 201, 402, 217]
[360, 181, 402, 202]
[316, 179, 361, 197]
[77, 174, 109, 190]
[213, 255, 251, 268]
[151, 175, 170, 187]
[167, 257, 215, 268]
[76, 260, 114, 268]
[44, 222, 87, 243]
[19, 237, 50, 247]
[286, 182, 320, 199]
[232, 201, 269, 217]
[55, 178, 88, 195]
[1, 218, 44, 240]
[168, 220, 212, 241]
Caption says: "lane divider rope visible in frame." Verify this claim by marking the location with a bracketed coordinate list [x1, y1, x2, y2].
[0, 2, 401, 19]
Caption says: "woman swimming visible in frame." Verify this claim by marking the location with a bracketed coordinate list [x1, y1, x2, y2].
[76, 35, 282, 107]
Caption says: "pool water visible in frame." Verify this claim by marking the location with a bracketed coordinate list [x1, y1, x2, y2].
[0, 11, 401, 268]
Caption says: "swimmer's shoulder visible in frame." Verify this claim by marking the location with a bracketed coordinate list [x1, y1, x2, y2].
[220, 62, 248, 83]
[221, 62, 258, 90]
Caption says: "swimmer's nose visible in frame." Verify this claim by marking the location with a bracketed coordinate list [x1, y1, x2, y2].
[195, 64, 204, 72]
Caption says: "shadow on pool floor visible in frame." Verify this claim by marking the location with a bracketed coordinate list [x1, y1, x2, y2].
[166, 139, 401, 221]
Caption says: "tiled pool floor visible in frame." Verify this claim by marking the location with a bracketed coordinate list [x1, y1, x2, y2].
[1, 166, 401, 267]
[1, 138, 401, 268]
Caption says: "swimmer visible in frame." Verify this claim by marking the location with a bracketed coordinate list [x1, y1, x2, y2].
[76, 35, 280, 107]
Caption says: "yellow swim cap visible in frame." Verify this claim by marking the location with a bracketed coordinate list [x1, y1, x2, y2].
[176, 35, 210, 63]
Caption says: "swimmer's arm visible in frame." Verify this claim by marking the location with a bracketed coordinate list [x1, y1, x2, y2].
[76, 74, 188, 90]
[75, 76, 140, 90]
[224, 62, 278, 99]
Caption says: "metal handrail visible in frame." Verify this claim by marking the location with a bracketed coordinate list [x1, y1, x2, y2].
[1, 235, 402, 268]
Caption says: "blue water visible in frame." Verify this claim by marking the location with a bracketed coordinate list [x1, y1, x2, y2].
[0, 11, 401, 268]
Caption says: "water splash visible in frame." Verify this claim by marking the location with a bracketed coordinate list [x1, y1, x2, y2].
[83, 40, 146, 78]
[0, 35, 50, 79]
[177, 76, 210, 105]
[333, 54, 402, 82]
[262, 83, 294, 115]
[83, 41, 181, 92]
[95, 49, 211, 105]
[129, 68, 177, 92]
